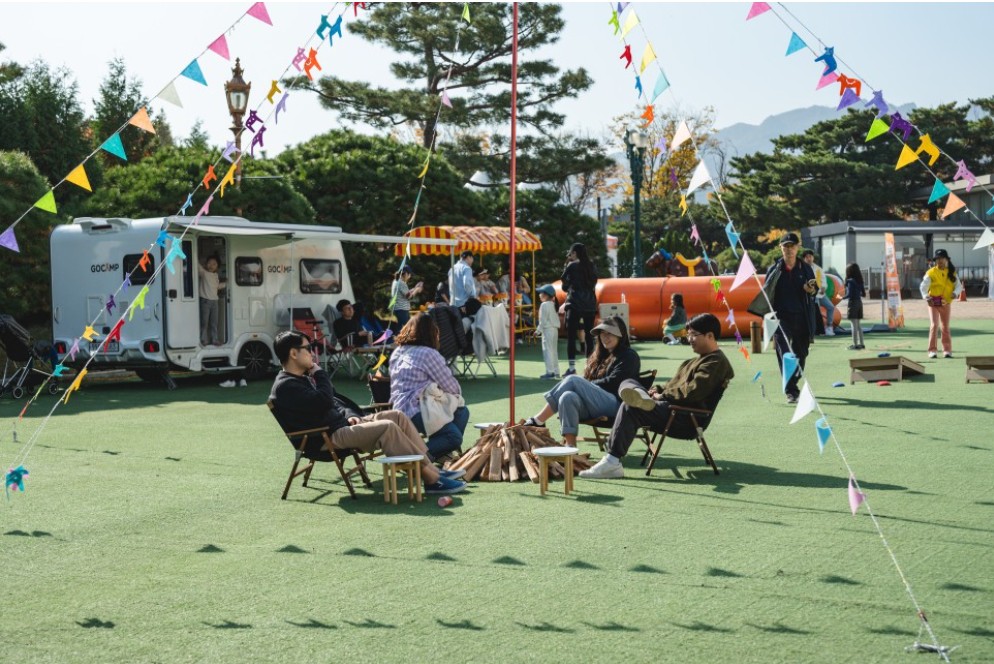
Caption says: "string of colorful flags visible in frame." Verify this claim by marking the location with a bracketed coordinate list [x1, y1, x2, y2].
[3, 2, 367, 493]
[609, 2, 953, 656]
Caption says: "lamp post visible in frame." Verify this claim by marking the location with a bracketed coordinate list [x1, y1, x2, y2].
[224, 58, 251, 187]
[624, 127, 648, 277]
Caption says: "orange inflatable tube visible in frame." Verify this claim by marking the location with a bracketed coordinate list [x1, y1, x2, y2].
[553, 275, 843, 340]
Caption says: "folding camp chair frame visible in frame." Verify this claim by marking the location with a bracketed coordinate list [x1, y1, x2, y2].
[639, 405, 719, 476]
[579, 369, 657, 448]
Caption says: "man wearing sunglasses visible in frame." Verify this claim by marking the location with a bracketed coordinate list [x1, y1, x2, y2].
[269, 330, 466, 495]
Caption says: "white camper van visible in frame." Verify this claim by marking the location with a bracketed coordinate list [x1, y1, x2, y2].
[50, 216, 456, 387]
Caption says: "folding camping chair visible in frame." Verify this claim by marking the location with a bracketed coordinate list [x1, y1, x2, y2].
[638, 381, 728, 476]
[0, 313, 60, 399]
[580, 369, 657, 450]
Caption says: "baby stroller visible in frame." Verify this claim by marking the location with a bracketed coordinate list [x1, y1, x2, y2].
[0, 314, 60, 399]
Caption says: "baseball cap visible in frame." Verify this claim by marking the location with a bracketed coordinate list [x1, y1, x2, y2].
[779, 232, 800, 246]
[590, 320, 623, 338]
[932, 249, 950, 260]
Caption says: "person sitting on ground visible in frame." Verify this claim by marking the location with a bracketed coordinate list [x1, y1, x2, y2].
[523, 316, 640, 447]
[579, 313, 734, 479]
[332, 299, 371, 349]
[268, 330, 466, 494]
[662, 293, 688, 345]
[389, 315, 470, 462]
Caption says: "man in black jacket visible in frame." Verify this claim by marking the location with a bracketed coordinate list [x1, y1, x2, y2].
[747, 233, 818, 403]
[268, 330, 466, 495]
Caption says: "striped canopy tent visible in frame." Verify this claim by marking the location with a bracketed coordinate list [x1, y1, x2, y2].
[393, 225, 542, 257]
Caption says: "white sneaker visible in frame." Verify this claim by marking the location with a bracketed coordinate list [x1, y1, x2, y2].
[825, 327, 835, 336]
[238, 379, 248, 387]
[579, 456, 624, 479]
[219, 380, 236, 388]
[927, 351, 937, 359]
[619, 385, 656, 412]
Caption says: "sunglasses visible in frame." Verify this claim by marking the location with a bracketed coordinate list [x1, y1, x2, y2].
[294, 344, 312, 352]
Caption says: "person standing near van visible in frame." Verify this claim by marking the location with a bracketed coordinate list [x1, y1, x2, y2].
[561, 242, 598, 377]
[391, 266, 423, 332]
[919, 248, 962, 358]
[198, 255, 225, 346]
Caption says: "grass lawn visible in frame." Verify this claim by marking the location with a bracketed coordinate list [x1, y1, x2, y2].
[2, 320, 992, 663]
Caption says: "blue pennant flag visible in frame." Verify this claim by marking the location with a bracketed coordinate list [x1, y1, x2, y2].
[180, 59, 208, 86]
[651, 72, 670, 102]
[815, 417, 832, 453]
[100, 134, 127, 161]
[927, 178, 951, 205]
[785, 32, 806, 56]
[725, 221, 740, 257]
[634, 76, 643, 99]
[782, 353, 799, 394]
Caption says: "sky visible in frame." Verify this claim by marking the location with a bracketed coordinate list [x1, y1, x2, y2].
[2, 2, 994, 157]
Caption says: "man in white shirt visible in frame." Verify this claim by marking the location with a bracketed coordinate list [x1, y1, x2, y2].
[448, 250, 477, 309]
[802, 249, 835, 336]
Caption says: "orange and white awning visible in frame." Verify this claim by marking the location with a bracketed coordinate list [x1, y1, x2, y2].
[394, 225, 542, 256]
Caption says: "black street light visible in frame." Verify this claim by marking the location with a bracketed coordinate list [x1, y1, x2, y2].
[224, 58, 251, 187]
[624, 127, 649, 277]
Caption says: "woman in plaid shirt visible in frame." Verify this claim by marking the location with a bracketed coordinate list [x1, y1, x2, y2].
[389, 315, 470, 461]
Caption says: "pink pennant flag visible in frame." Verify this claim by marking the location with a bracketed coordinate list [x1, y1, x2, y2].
[746, 2, 771, 20]
[725, 309, 735, 326]
[247, 2, 273, 26]
[689, 225, 701, 245]
[372, 329, 394, 345]
[440, 91, 452, 108]
[848, 476, 866, 515]
[731, 252, 756, 291]
[0, 226, 19, 252]
[816, 72, 839, 90]
[208, 35, 230, 60]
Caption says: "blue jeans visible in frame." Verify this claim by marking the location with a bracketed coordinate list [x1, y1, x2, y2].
[411, 406, 470, 461]
[393, 309, 411, 333]
[543, 374, 619, 436]
[816, 294, 836, 330]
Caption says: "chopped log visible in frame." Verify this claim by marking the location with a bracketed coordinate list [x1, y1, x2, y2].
[488, 446, 503, 481]
[519, 451, 540, 483]
[462, 447, 491, 481]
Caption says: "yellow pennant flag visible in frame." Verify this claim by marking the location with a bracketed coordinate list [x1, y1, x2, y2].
[82, 325, 97, 341]
[33, 190, 57, 214]
[679, 195, 688, 216]
[63, 367, 88, 404]
[218, 163, 237, 198]
[639, 44, 657, 74]
[128, 107, 156, 134]
[622, 10, 639, 37]
[371, 353, 388, 372]
[461, 2, 471, 23]
[417, 158, 430, 179]
[66, 164, 92, 192]
[894, 145, 917, 170]
[941, 193, 966, 219]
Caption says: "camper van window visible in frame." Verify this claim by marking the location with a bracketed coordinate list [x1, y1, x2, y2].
[235, 257, 263, 287]
[123, 253, 155, 286]
[181, 240, 194, 298]
[299, 259, 342, 294]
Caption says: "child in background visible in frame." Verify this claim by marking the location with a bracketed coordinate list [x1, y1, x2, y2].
[536, 285, 561, 379]
[662, 293, 688, 345]
[844, 263, 866, 350]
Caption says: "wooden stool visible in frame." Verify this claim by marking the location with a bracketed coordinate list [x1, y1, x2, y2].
[965, 356, 994, 383]
[533, 446, 579, 496]
[374, 455, 424, 505]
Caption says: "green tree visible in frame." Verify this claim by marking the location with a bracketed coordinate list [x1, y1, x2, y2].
[92, 58, 166, 165]
[0, 151, 64, 326]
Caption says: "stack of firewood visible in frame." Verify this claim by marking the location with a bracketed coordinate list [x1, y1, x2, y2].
[443, 424, 593, 483]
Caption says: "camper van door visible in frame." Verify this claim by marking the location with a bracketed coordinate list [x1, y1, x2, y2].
[164, 238, 199, 348]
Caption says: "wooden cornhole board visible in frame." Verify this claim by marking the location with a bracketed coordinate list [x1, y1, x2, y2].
[965, 356, 994, 383]
[849, 356, 926, 384]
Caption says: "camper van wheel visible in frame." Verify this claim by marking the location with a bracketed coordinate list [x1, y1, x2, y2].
[11, 386, 25, 399]
[238, 341, 272, 381]
[47, 382, 60, 395]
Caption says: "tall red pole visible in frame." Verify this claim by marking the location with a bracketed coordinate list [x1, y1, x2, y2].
[508, 3, 519, 423]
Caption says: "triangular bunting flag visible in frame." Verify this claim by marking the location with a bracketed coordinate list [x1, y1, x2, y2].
[63, 367, 87, 404]
[972, 227, 994, 250]
[790, 382, 817, 424]
[100, 134, 127, 161]
[837, 88, 860, 111]
[0, 227, 19, 252]
[940, 193, 966, 219]
[158, 81, 183, 108]
[815, 72, 838, 90]
[66, 164, 92, 192]
[895, 145, 917, 170]
[622, 10, 639, 37]
[762, 312, 779, 352]
[731, 252, 756, 291]
[639, 44, 656, 74]
[440, 90, 452, 108]
[746, 2, 771, 20]
[180, 59, 208, 86]
[651, 72, 670, 102]
[670, 120, 691, 150]
[462, 3, 471, 24]
[927, 179, 950, 205]
[864, 117, 888, 142]
[781, 353, 799, 394]
[417, 159, 430, 179]
[128, 107, 156, 134]
[725, 222, 740, 257]
[686, 160, 711, 195]
[33, 191, 57, 214]
[816, 417, 831, 453]
[785, 32, 806, 56]
[848, 476, 866, 515]
[247, 2, 273, 26]
[208, 34, 230, 60]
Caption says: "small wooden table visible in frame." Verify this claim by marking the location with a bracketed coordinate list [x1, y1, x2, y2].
[965, 356, 994, 384]
[374, 455, 424, 505]
[849, 356, 926, 384]
[533, 446, 579, 496]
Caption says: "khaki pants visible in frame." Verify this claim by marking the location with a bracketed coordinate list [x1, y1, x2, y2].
[329, 410, 439, 484]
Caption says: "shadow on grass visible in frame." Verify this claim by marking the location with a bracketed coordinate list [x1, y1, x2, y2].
[821, 396, 992, 414]
[746, 622, 811, 635]
[436, 618, 485, 631]
[197, 544, 224, 553]
[821, 575, 861, 586]
[672, 621, 734, 633]
[939, 582, 985, 592]
[334, 493, 459, 516]
[277, 545, 309, 554]
[426, 551, 458, 562]
[344, 618, 395, 629]
[563, 560, 600, 570]
[706, 567, 744, 578]
[5, 530, 56, 539]
[630, 564, 666, 574]
[515, 621, 574, 633]
[582, 621, 640, 632]
[287, 618, 336, 629]
[574, 493, 624, 507]
[949, 626, 994, 638]
[76, 618, 115, 629]
[866, 625, 916, 636]
[204, 620, 251, 629]
[493, 555, 527, 566]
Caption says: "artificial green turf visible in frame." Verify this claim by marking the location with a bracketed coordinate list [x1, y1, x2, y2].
[2, 320, 993, 663]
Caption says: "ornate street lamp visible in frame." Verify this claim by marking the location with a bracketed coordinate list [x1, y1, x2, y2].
[624, 127, 649, 277]
[224, 58, 251, 186]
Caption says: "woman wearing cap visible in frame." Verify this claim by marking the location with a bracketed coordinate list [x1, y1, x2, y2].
[919, 248, 962, 358]
[561, 242, 599, 376]
[523, 315, 640, 447]
[391, 266, 423, 332]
